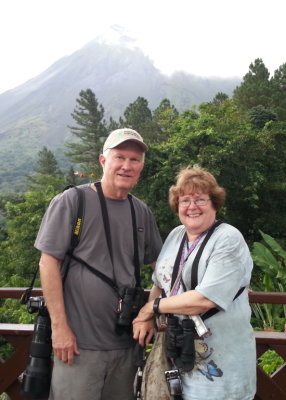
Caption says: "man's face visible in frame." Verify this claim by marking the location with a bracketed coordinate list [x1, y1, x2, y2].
[99, 142, 144, 198]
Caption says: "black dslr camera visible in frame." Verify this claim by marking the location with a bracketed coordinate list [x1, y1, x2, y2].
[21, 296, 52, 399]
[116, 287, 146, 334]
[165, 369, 184, 396]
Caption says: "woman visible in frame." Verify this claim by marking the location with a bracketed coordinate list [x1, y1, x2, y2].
[133, 165, 256, 400]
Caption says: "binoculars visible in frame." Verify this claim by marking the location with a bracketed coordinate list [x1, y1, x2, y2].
[166, 315, 197, 372]
[116, 287, 146, 330]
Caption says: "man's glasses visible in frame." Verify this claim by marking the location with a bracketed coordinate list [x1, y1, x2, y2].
[179, 197, 210, 207]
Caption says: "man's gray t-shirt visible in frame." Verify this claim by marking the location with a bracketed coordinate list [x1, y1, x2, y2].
[35, 184, 162, 350]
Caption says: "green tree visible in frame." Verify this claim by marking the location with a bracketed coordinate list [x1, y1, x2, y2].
[0, 184, 57, 283]
[233, 58, 272, 111]
[28, 147, 64, 191]
[65, 89, 108, 178]
[247, 105, 278, 130]
[123, 96, 152, 129]
[34, 147, 62, 175]
[270, 63, 286, 121]
[122, 96, 160, 144]
[212, 92, 229, 105]
[152, 98, 179, 142]
[137, 99, 286, 243]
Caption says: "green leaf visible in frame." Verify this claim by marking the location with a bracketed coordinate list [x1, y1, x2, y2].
[252, 242, 280, 272]
[259, 230, 286, 261]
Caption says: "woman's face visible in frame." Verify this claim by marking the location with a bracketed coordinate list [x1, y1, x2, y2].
[178, 192, 217, 240]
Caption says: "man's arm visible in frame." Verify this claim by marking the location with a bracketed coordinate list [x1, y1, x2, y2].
[39, 252, 80, 366]
[133, 285, 162, 346]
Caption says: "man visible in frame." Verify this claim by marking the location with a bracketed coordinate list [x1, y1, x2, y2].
[35, 128, 162, 400]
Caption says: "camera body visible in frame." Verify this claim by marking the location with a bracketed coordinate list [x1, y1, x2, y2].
[165, 369, 183, 396]
[191, 315, 209, 337]
[116, 287, 146, 332]
[27, 296, 48, 315]
[21, 296, 52, 399]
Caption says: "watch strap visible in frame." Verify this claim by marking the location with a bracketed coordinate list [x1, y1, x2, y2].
[153, 297, 161, 315]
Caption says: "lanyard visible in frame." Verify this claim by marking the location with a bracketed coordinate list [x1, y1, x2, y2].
[171, 232, 206, 296]
[170, 221, 222, 296]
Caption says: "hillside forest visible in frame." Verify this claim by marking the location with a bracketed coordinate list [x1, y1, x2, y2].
[1, 58, 286, 333]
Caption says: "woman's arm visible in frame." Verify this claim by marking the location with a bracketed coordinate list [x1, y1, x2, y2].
[134, 289, 217, 323]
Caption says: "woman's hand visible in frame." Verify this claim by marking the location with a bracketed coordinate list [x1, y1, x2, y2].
[133, 301, 154, 323]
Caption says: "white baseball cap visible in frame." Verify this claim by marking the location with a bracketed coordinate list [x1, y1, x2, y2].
[103, 128, 148, 153]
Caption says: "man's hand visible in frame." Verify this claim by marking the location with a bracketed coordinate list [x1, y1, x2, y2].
[133, 318, 155, 347]
[51, 323, 80, 366]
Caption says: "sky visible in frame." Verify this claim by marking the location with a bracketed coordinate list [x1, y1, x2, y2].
[0, 0, 285, 94]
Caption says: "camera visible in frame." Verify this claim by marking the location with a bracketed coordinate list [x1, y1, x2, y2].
[191, 315, 209, 337]
[116, 287, 146, 333]
[21, 296, 52, 399]
[165, 369, 183, 396]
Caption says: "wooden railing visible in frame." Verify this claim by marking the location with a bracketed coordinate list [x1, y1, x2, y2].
[1, 288, 286, 400]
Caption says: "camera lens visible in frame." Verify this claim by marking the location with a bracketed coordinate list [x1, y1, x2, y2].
[21, 312, 52, 399]
[22, 357, 52, 399]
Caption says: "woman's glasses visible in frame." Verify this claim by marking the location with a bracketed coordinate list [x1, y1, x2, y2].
[179, 197, 210, 207]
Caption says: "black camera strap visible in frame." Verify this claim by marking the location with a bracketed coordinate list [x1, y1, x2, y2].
[94, 181, 141, 287]
[66, 182, 141, 297]
[170, 221, 222, 293]
[21, 185, 85, 305]
[190, 220, 223, 290]
[62, 185, 85, 284]
[167, 220, 245, 320]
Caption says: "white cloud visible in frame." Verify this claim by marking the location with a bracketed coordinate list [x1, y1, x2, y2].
[0, 0, 285, 93]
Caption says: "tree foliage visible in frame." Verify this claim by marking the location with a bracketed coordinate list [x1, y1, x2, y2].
[65, 89, 108, 178]
[233, 58, 286, 122]
[152, 98, 179, 139]
[2, 59, 286, 297]
[233, 58, 272, 110]
[28, 147, 64, 191]
[0, 186, 56, 283]
[135, 98, 286, 243]
[247, 105, 278, 130]
[270, 63, 286, 121]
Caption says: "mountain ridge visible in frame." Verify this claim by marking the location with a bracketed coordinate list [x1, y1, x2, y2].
[0, 38, 241, 192]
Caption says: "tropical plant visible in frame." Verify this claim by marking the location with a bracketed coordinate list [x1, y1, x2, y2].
[258, 350, 284, 375]
[251, 231, 286, 330]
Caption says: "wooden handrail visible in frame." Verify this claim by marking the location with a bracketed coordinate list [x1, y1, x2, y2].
[1, 289, 286, 400]
[249, 291, 286, 304]
[0, 287, 43, 299]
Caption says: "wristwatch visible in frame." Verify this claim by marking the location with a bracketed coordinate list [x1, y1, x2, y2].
[153, 297, 161, 315]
